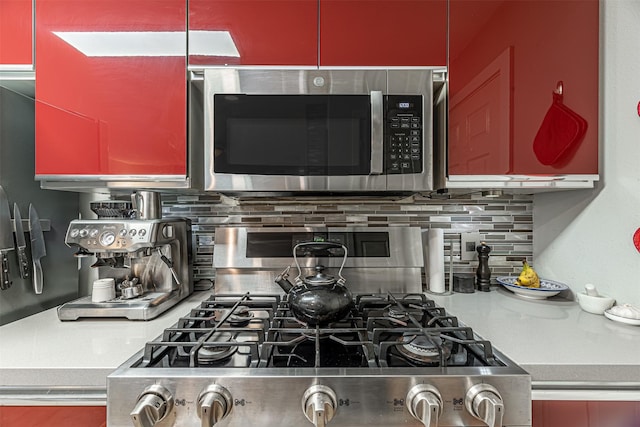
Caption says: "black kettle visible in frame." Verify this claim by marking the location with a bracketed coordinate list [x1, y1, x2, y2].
[274, 241, 353, 326]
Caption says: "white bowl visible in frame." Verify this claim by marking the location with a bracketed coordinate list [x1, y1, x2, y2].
[496, 276, 568, 300]
[576, 292, 615, 315]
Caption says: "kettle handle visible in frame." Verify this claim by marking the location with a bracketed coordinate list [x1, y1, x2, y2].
[292, 241, 348, 285]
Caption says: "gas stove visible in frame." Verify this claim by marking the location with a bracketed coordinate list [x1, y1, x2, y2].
[107, 227, 530, 427]
[108, 292, 530, 427]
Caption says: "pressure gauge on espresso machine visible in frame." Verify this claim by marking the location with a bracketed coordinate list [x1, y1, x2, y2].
[100, 231, 117, 247]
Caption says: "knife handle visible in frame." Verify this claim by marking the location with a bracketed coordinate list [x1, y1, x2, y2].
[33, 257, 43, 294]
[1, 252, 11, 290]
[17, 247, 29, 279]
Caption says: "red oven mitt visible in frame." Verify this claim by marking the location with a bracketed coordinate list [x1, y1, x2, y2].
[533, 86, 588, 166]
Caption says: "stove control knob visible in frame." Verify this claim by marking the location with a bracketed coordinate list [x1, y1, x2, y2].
[465, 384, 504, 427]
[130, 385, 174, 427]
[197, 385, 233, 427]
[406, 384, 443, 427]
[302, 385, 337, 427]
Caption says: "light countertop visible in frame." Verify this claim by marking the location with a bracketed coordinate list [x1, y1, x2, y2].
[1, 288, 639, 404]
[0, 291, 212, 401]
[428, 288, 640, 400]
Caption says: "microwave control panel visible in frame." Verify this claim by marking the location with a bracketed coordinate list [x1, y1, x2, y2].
[384, 95, 423, 174]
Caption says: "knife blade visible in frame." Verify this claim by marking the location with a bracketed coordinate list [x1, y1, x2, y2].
[13, 203, 29, 280]
[28, 204, 46, 294]
[0, 185, 14, 290]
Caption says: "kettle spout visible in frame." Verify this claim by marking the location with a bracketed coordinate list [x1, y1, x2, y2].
[275, 266, 294, 293]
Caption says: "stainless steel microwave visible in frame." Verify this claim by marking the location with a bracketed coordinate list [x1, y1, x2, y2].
[203, 68, 439, 193]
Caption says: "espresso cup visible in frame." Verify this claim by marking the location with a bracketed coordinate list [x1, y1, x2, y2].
[91, 278, 116, 302]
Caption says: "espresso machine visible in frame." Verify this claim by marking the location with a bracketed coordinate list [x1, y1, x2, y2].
[57, 192, 193, 320]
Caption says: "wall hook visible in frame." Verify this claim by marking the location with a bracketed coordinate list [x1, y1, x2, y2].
[554, 81, 564, 96]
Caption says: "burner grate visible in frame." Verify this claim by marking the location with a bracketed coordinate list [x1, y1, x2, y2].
[259, 325, 376, 368]
[138, 326, 263, 368]
[368, 293, 503, 368]
[137, 293, 276, 368]
[133, 292, 505, 369]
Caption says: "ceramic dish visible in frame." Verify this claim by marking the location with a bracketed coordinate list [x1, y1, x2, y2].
[576, 292, 615, 315]
[604, 310, 640, 326]
[496, 276, 569, 300]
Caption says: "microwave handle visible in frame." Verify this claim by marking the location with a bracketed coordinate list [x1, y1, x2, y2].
[370, 90, 384, 175]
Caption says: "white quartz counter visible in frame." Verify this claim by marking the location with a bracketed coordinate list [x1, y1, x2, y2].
[0, 291, 212, 404]
[1, 288, 639, 404]
[429, 288, 640, 401]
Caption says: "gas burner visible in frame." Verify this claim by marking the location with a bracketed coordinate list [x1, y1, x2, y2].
[396, 333, 452, 366]
[386, 308, 409, 323]
[228, 305, 254, 326]
[196, 332, 237, 365]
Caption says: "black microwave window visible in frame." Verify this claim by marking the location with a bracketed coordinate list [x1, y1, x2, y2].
[213, 95, 371, 176]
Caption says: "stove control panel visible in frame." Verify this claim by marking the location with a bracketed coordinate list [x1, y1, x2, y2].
[108, 374, 531, 427]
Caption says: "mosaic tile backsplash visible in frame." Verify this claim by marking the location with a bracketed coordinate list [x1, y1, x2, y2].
[161, 193, 533, 289]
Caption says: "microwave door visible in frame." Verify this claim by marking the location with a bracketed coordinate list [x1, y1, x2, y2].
[202, 68, 395, 192]
[370, 90, 384, 175]
[216, 95, 370, 170]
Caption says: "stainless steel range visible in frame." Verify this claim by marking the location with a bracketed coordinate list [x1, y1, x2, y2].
[107, 227, 531, 427]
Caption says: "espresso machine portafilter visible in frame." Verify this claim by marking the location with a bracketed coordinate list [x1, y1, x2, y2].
[57, 194, 193, 321]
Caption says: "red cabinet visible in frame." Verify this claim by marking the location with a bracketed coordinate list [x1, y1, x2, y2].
[35, 0, 187, 177]
[532, 400, 640, 427]
[448, 0, 599, 177]
[0, 406, 106, 427]
[320, 0, 447, 66]
[188, 0, 317, 66]
[189, 0, 446, 67]
[0, 0, 33, 68]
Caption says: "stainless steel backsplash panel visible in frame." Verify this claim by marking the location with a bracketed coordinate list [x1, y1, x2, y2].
[213, 226, 425, 294]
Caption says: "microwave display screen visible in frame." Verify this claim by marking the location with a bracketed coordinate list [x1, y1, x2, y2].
[213, 95, 371, 175]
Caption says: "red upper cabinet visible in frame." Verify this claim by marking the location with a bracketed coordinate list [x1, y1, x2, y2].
[0, 0, 33, 67]
[319, 0, 447, 66]
[35, 0, 187, 178]
[448, 0, 599, 177]
[189, 0, 318, 66]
